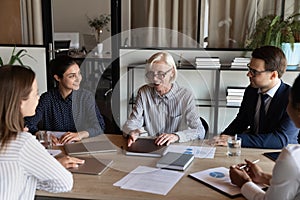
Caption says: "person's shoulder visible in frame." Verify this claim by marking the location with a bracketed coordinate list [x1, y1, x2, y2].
[280, 81, 291, 90]
[14, 132, 37, 147]
[284, 145, 300, 155]
[138, 84, 152, 92]
[73, 88, 95, 100]
[177, 85, 193, 95]
[73, 88, 92, 95]
[278, 146, 300, 166]
[40, 88, 58, 99]
[275, 81, 291, 97]
[18, 131, 36, 140]
[174, 82, 193, 95]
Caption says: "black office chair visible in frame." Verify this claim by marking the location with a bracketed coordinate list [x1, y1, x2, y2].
[200, 117, 209, 138]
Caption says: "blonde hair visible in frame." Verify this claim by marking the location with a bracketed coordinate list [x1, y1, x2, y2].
[146, 52, 177, 83]
[0, 65, 35, 150]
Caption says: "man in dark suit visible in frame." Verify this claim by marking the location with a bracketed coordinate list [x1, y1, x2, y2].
[216, 46, 299, 149]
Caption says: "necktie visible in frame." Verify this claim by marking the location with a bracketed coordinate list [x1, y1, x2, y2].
[259, 93, 268, 133]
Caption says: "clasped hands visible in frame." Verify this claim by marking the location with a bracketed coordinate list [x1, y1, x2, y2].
[127, 130, 179, 147]
[52, 131, 83, 145]
[229, 159, 269, 188]
[211, 134, 232, 146]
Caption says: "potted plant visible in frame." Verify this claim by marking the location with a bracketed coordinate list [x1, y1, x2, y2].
[246, 13, 300, 68]
[87, 14, 111, 43]
[0, 46, 35, 66]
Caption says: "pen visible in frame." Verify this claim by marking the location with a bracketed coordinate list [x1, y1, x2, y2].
[239, 159, 260, 170]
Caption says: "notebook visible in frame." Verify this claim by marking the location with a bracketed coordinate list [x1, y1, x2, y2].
[125, 138, 167, 157]
[156, 152, 194, 171]
[189, 167, 266, 198]
[64, 141, 117, 155]
[69, 157, 112, 175]
[263, 151, 280, 161]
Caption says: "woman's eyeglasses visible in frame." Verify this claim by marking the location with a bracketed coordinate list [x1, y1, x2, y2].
[145, 68, 172, 80]
[247, 63, 271, 76]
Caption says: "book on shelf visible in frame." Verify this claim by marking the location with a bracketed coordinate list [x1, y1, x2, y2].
[195, 57, 220, 62]
[230, 63, 248, 68]
[195, 57, 221, 68]
[195, 61, 220, 66]
[226, 87, 245, 107]
[195, 64, 221, 68]
[231, 57, 250, 68]
[226, 99, 243, 103]
[226, 87, 246, 94]
[189, 167, 266, 198]
[156, 152, 194, 171]
[226, 95, 243, 100]
[226, 92, 244, 96]
[226, 101, 242, 107]
[232, 57, 250, 62]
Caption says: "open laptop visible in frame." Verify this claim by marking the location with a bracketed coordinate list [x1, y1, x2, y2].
[64, 140, 117, 155]
[69, 157, 112, 175]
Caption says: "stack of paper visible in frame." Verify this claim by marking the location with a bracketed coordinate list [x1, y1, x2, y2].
[226, 87, 246, 107]
[195, 57, 221, 68]
[231, 57, 250, 68]
[114, 166, 184, 195]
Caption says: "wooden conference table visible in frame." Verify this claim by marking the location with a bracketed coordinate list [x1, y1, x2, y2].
[35, 134, 277, 200]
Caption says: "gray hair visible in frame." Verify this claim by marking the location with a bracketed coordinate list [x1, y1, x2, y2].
[145, 51, 177, 83]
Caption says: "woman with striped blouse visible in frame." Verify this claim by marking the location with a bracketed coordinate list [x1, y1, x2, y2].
[123, 51, 206, 147]
[0, 65, 74, 199]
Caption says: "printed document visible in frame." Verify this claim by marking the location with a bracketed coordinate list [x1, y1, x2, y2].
[164, 145, 216, 158]
[114, 166, 184, 195]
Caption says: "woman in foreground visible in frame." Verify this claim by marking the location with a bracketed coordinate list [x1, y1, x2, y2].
[0, 65, 75, 199]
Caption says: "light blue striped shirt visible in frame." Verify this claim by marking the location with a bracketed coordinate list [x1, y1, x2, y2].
[0, 132, 73, 200]
[123, 82, 205, 142]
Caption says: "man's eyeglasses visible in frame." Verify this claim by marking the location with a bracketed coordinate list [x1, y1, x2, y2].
[247, 63, 271, 76]
[145, 68, 173, 80]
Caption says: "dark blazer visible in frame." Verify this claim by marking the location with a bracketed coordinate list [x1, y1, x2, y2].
[222, 81, 299, 149]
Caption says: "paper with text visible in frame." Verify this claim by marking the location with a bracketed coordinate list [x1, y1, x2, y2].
[164, 145, 216, 158]
[189, 167, 240, 196]
[114, 166, 184, 195]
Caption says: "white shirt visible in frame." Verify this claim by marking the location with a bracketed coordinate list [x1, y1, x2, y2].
[0, 132, 73, 200]
[123, 82, 205, 142]
[241, 145, 300, 200]
[254, 80, 281, 133]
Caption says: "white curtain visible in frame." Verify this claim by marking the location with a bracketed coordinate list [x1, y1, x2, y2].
[207, 0, 256, 48]
[207, 0, 283, 48]
[130, 0, 199, 48]
[20, 0, 43, 45]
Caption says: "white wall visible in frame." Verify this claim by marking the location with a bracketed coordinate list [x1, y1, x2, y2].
[0, 46, 47, 94]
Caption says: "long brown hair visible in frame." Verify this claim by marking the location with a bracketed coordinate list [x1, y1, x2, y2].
[0, 65, 35, 150]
